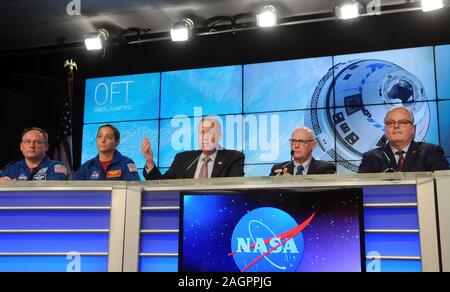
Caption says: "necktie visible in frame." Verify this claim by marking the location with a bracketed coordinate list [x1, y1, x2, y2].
[396, 151, 405, 172]
[199, 157, 211, 178]
[295, 165, 304, 176]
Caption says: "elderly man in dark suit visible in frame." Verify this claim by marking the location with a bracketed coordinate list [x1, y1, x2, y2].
[358, 106, 449, 173]
[270, 127, 336, 176]
[141, 116, 244, 180]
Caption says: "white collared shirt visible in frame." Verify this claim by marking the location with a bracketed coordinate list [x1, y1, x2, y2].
[293, 158, 312, 176]
[194, 151, 218, 179]
[390, 143, 411, 164]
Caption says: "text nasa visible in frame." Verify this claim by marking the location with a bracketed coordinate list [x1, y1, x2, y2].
[237, 237, 299, 253]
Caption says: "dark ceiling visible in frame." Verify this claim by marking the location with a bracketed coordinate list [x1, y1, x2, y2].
[0, 0, 412, 51]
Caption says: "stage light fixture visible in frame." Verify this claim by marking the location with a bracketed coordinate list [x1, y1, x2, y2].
[171, 18, 194, 42]
[335, 0, 361, 20]
[421, 0, 444, 12]
[257, 5, 278, 27]
[84, 29, 109, 51]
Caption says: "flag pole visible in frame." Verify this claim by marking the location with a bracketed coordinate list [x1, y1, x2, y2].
[55, 59, 77, 173]
[64, 59, 77, 115]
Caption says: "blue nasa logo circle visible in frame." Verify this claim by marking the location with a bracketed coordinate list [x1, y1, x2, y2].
[231, 207, 304, 272]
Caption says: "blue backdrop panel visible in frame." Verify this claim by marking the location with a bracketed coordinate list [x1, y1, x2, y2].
[0, 233, 109, 253]
[365, 233, 421, 257]
[84, 73, 160, 123]
[436, 44, 450, 100]
[244, 57, 333, 112]
[161, 65, 242, 118]
[438, 101, 450, 156]
[0, 256, 108, 272]
[82, 120, 159, 168]
[142, 192, 180, 208]
[0, 191, 111, 207]
[0, 210, 110, 230]
[140, 234, 179, 254]
[333, 46, 437, 104]
[141, 210, 179, 230]
[366, 259, 422, 272]
[243, 110, 333, 165]
[139, 257, 178, 272]
[364, 208, 419, 230]
[244, 164, 273, 177]
[363, 186, 417, 204]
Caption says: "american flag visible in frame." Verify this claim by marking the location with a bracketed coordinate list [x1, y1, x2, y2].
[54, 98, 73, 172]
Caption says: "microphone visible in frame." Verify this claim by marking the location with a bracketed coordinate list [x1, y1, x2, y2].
[184, 152, 203, 177]
[277, 151, 294, 176]
[381, 146, 395, 173]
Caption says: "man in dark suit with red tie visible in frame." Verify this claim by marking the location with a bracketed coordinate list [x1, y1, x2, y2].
[270, 127, 336, 176]
[358, 106, 449, 173]
[141, 116, 244, 180]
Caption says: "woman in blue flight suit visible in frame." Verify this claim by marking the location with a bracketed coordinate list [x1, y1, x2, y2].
[71, 124, 140, 181]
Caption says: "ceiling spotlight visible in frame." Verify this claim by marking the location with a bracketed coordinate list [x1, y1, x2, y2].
[85, 29, 109, 50]
[335, 0, 361, 20]
[257, 5, 278, 27]
[421, 0, 444, 12]
[171, 18, 194, 42]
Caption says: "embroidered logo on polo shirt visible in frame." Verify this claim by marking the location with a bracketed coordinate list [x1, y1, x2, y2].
[106, 170, 122, 179]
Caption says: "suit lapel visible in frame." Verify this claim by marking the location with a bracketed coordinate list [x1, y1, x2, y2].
[403, 141, 419, 171]
[383, 143, 398, 170]
[307, 158, 317, 175]
[286, 162, 295, 175]
[211, 150, 225, 178]
[185, 151, 201, 179]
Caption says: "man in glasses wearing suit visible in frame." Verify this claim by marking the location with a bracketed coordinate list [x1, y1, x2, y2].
[358, 106, 449, 173]
[270, 127, 336, 176]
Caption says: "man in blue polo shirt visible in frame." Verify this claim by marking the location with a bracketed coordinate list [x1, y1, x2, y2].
[72, 124, 140, 181]
[0, 127, 68, 181]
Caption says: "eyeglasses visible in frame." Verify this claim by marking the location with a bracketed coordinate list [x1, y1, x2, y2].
[385, 119, 413, 128]
[22, 140, 47, 146]
[289, 139, 315, 145]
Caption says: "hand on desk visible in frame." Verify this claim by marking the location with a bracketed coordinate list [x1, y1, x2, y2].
[273, 168, 291, 176]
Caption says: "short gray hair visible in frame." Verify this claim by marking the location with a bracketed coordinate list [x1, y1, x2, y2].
[384, 106, 415, 124]
[292, 127, 317, 140]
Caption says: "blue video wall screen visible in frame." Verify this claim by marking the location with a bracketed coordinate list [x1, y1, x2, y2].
[83, 44, 450, 176]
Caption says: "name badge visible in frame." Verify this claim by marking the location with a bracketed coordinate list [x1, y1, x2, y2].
[106, 170, 122, 179]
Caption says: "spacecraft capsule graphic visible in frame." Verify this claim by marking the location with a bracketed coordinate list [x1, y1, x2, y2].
[306, 59, 430, 172]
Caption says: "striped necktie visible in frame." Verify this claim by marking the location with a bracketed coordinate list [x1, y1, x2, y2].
[396, 151, 405, 172]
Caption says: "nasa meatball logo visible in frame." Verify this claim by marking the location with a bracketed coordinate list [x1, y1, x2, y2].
[306, 59, 430, 172]
[229, 207, 315, 272]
